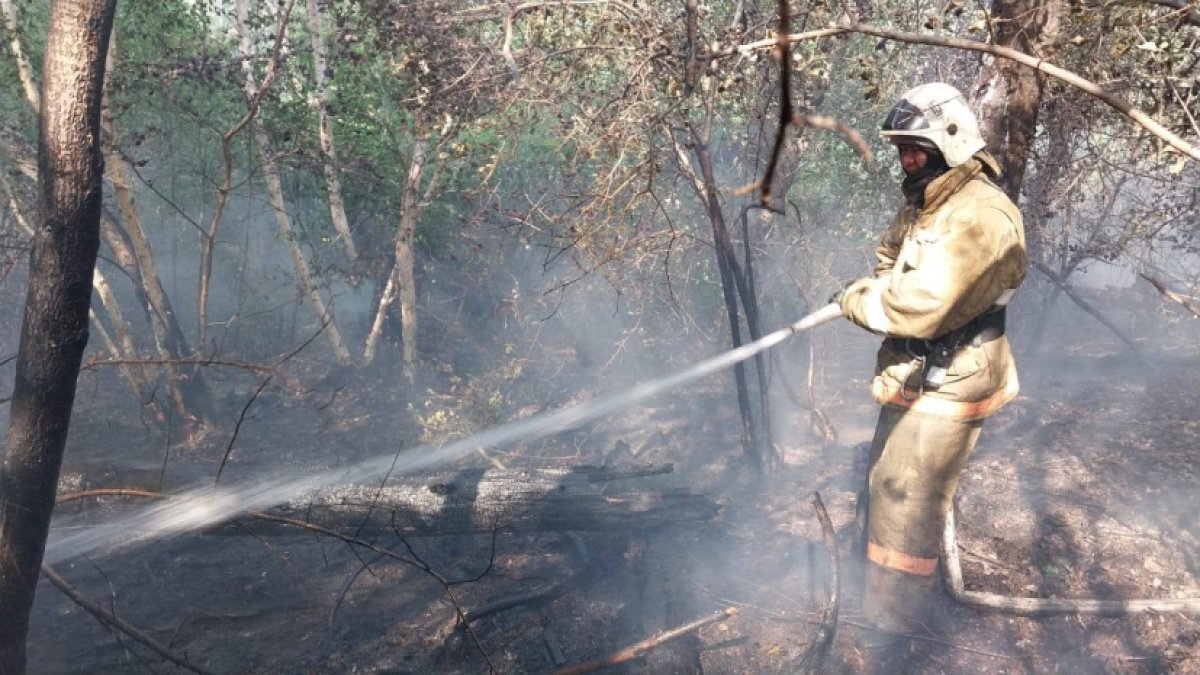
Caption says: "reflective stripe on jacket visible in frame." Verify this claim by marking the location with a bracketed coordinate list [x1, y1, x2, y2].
[841, 152, 1027, 421]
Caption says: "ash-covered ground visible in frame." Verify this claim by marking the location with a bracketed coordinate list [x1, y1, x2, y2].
[22, 283, 1200, 674]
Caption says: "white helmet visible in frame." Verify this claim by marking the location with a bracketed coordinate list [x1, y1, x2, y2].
[881, 83, 985, 167]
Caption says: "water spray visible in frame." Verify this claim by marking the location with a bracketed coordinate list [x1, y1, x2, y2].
[44, 304, 844, 565]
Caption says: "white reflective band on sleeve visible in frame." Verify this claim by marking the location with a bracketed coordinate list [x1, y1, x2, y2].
[993, 288, 1015, 306]
[863, 281, 894, 333]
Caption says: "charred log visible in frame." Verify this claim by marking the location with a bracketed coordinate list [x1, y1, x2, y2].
[56, 464, 719, 536]
[254, 465, 718, 536]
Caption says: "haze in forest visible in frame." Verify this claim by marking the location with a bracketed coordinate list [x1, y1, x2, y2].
[0, 0, 1198, 672]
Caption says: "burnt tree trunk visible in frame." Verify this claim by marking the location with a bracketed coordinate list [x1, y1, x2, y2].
[688, 124, 777, 471]
[0, 1, 118, 671]
[55, 465, 719, 536]
[255, 468, 718, 535]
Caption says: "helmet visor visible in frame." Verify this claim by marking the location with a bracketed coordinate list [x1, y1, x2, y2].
[882, 99, 929, 132]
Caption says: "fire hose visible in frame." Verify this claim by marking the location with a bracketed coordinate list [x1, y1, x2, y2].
[943, 509, 1200, 616]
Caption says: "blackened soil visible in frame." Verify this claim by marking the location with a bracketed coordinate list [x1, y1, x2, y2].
[24, 294, 1200, 674]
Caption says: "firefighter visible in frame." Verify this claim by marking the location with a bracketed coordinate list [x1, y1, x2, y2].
[835, 82, 1028, 631]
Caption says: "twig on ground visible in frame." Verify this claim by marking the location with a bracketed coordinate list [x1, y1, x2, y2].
[336, 442, 408, 593]
[329, 548, 389, 627]
[554, 606, 738, 675]
[80, 356, 274, 373]
[57, 488, 165, 503]
[235, 509, 498, 670]
[795, 492, 839, 673]
[957, 542, 1017, 571]
[41, 564, 214, 675]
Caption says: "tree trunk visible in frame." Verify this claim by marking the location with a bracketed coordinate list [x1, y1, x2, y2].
[394, 137, 428, 381]
[198, 0, 295, 348]
[970, 0, 1062, 201]
[4, 167, 166, 425]
[236, 0, 351, 365]
[0, 1, 117, 671]
[0, 0, 39, 110]
[102, 39, 213, 433]
[686, 124, 776, 470]
[305, 0, 357, 261]
[90, 268, 169, 423]
[362, 271, 397, 364]
[86, 307, 159, 416]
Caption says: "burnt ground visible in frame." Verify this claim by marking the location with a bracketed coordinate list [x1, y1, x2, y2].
[20, 288, 1200, 674]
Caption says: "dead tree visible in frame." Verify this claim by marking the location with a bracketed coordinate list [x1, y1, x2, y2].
[0, 1, 118, 670]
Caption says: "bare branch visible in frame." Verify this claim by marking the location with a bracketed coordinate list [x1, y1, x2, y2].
[839, 21, 1200, 162]
[1140, 272, 1200, 318]
[199, 0, 298, 346]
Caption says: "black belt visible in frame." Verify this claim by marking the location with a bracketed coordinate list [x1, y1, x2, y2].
[886, 307, 1006, 356]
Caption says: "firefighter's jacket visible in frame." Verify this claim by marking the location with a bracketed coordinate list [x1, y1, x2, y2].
[841, 152, 1027, 421]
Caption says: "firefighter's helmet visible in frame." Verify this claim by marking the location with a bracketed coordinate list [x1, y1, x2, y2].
[881, 83, 985, 167]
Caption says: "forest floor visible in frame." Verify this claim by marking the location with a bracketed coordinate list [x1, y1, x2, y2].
[23, 289, 1200, 674]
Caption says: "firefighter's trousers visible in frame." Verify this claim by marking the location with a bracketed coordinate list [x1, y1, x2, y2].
[858, 405, 983, 630]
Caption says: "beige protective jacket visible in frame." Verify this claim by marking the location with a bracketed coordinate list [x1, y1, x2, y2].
[841, 153, 1027, 421]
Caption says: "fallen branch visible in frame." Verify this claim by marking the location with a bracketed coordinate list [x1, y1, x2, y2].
[942, 509, 1200, 615]
[57, 488, 164, 503]
[41, 564, 213, 674]
[554, 606, 738, 674]
[795, 492, 839, 673]
[250, 465, 717, 536]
